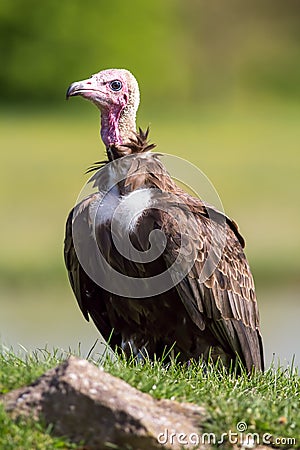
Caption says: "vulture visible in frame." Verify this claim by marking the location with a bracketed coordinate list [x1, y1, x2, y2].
[65, 68, 264, 372]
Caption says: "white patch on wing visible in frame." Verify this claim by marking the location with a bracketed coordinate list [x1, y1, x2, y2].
[93, 185, 120, 225]
[93, 187, 153, 232]
[118, 188, 153, 232]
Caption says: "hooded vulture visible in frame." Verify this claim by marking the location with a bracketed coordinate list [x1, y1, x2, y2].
[64, 68, 264, 371]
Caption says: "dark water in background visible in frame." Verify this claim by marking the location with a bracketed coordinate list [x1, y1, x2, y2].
[0, 283, 299, 368]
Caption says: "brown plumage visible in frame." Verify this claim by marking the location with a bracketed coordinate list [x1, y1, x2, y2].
[65, 68, 264, 371]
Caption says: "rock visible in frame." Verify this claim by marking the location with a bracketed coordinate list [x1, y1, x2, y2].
[2, 356, 207, 449]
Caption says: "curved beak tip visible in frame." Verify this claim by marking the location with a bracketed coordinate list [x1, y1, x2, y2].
[66, 84, 74, 100]
[66, 81, 81, 100]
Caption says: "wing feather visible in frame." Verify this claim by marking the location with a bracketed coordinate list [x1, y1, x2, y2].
[157, 196, 264, 371]
[64, 203, 122, 348]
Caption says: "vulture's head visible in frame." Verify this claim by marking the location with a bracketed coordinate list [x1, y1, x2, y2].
[66, 68, 140, 113]
[66, 69, 140, 147]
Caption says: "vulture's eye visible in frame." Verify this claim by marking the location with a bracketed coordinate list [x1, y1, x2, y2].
[109, 80, 123, 91]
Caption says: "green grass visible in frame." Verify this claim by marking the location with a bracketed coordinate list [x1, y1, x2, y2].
[0, 406, 78, 450]
[0, 348, 78, 450]
[0, 347, 299, 449]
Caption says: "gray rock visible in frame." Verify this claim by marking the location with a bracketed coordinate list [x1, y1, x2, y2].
[2, 356, 207, 449]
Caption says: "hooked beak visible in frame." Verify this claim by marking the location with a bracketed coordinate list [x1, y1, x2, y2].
[66, 81, 81, 100]
[66, 78, 102, 101]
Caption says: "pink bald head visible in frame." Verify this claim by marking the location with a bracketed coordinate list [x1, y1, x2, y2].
[67, 68, 140, 147]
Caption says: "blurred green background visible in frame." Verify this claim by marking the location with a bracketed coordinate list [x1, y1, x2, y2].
[0, 0, 299, 367]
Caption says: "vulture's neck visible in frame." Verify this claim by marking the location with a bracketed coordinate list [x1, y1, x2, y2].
[100, 105, 136, 149]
